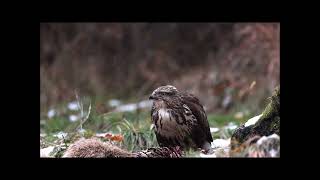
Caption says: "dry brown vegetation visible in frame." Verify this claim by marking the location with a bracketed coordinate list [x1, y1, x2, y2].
[40, 23, 279, 114]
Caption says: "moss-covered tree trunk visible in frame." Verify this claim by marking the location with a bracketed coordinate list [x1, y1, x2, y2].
[231, 86, 280, 150]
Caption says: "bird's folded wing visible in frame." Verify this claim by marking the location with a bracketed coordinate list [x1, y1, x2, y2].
[181, 93, 213, 142]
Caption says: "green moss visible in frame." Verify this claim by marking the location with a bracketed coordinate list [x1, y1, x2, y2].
[231, 86, 280, 150]
[208, 114, 236, 127]
[83, 129, 95, 138]
[253, 85, 280, 134]
[261, 86, 279, 118]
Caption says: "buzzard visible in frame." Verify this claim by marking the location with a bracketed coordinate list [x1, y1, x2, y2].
[149, 85, 213, 152]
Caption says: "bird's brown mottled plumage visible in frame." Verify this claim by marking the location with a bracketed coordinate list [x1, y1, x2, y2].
[149, 85, 213, 151]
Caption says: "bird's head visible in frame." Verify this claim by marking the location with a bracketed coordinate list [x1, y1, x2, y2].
[149, 85, 179, 101]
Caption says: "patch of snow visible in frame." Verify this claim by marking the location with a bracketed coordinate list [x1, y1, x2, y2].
[95, 132, 113, 137]
[47, 109, 56, 118]
[222, 95, 232, 108]
[226, 122, 237, 130]
[138, 100, 153, 108]
[212, 138, 230, 149]
[114, 100, 153, 112]
[53, 132, 68, 139]
[95, 133, 105, 137]
[108, 99, 121, 107]
[69, 115, 79, 122]
[68, 101, 79, 111]
[210, 127, 219, 133]
[245, 114, 262, 127]
[40, 146, 55, 157]
[200, 153, 217, 158]
[114, 103, 136, 112]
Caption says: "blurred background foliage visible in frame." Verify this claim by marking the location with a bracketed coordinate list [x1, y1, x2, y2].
[40, 23, 279, 114]
[40, 23, 279, 154]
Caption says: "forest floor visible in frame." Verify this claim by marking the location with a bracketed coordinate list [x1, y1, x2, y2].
[40, 97, 253, 158]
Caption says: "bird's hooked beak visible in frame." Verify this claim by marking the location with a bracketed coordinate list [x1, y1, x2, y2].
[149, 94, 157, 100]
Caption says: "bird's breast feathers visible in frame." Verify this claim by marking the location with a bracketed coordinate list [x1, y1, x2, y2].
[153, 106, 196, 140]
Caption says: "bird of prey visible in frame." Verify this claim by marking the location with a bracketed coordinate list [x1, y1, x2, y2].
[149, 85, 213, 152]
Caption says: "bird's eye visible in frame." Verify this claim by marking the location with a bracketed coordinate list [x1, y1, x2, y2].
[161, 92, 173, 96]
[158, 92, 166, 96]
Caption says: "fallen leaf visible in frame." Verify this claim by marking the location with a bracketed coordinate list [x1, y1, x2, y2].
[110, 134, 124, 142]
